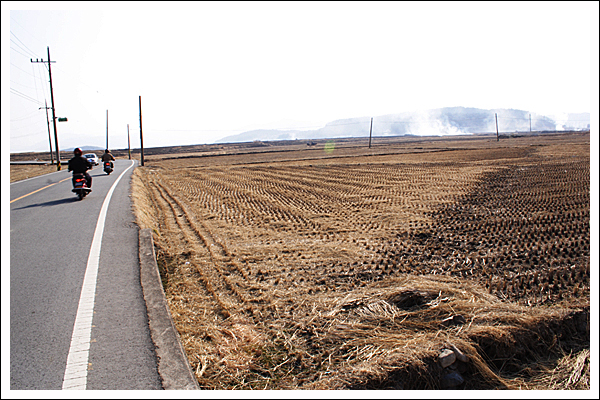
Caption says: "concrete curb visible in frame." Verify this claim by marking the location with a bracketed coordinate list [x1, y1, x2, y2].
[139, 228, 199, 390]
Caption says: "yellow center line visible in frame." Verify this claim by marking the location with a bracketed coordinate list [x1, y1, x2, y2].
[10, 177, 72, 204]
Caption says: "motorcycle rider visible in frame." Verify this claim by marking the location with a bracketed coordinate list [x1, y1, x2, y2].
[101, 149, 115, 169]
[68, 148, 92, 188]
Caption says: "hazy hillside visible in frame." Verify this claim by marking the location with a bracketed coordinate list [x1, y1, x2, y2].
[216, 107, 589, 144]
[562, 113, 591, 130]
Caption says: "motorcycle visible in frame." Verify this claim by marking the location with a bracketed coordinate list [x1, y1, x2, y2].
[72, 173, 92, 200]
[103, 161, 113, 175]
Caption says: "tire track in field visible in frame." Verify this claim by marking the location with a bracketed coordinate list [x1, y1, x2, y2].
[141, 171, 218, 312]
[147, 174, 269, 320]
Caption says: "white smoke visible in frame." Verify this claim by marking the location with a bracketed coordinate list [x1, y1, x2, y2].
[407, 109, 468, 136]
[547, 112, 569, 131]
[409, 119, 466, 136]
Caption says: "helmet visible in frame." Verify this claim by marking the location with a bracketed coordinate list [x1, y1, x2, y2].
[105, 149, 110, 153]
[74, 148, 82, 155]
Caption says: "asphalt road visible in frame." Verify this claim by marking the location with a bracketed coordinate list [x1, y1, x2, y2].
[10, 159, 162, 390]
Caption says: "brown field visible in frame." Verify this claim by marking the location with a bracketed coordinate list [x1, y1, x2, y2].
[9, 163, 60, 183]
[13, 132, 591, 389]
[130, 132, 591, 390]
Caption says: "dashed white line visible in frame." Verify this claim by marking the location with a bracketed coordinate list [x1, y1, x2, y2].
[62, 160, 135, 390]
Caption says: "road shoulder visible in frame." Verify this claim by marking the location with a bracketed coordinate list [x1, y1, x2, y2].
[139, 228, 200, 390]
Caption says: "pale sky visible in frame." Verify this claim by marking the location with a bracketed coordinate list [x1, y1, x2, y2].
[3, 1, 598, 153]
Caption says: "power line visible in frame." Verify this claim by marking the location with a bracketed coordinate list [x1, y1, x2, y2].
[35, 63, 50, 100]
[31, 62, 44, 106]
[10, 45, 32, 58]
[10, 30, 38, 57]
[10, 62, 38, 78]
[11, 118, 45, 132]
[10, 37, 36, 57]
[10, 113, 46, 131]
[10, 88, 44, 106]
[10, 109, 41, 122]
[10, 79, 39, 90]
[11, 131, 45, 139]
[9, 31, 53, 106]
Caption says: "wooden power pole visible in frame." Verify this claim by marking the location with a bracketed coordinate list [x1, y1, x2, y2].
[369, 117, 373, 148]
[139, 96, 144, 166]
[31, 47, 60, 170]
[41, 100, 54, 164]
[495, 113, 499, 141]
[127, 124, 131, 160]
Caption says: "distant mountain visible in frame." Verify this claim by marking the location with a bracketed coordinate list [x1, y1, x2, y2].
[217, 129, 305, 143]
[216, 107, 590, 144]
[63, 146, 105, 152]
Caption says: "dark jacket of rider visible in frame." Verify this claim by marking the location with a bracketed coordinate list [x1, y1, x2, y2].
[68, 155, 92, 174]
[68, 151, 92, 188]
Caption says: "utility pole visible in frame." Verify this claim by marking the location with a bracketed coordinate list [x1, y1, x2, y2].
[127, 124, 131, 160]
[106, 110, 109, 149]
[529, 113, 532, 133]
[495, 113, 499, 141]
[139, 96, 144, 166]
[31, 47, 60, 170]
[40, 100, 54, 164]
[368, 117, 373, 149]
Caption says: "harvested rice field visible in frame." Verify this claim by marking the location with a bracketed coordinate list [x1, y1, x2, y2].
[131, 132, 591, 390]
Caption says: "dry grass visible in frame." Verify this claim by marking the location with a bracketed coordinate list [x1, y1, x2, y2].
[131, 132, 590, 390]
[10, 164, 59, 183]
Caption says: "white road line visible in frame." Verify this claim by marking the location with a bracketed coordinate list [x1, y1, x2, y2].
[62, 160, 135, 390]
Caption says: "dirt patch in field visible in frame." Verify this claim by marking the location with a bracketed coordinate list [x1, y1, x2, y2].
[131, 132, 590, 390]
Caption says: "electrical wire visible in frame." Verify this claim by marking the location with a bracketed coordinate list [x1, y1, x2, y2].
[10, 62, 38, 78]
[10, 88, 44, 106]
[11, 131, 46, 139]
[10, 79, 38, 91]
[10, 118, 44, 135]
[31, 63, 42, 105]
[36, 63, 51, 100]
[10, 30, 56, 109]
[10, 44, 32, 59]
[10, 30, 38, 57]
[10, 109, 42, 122]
